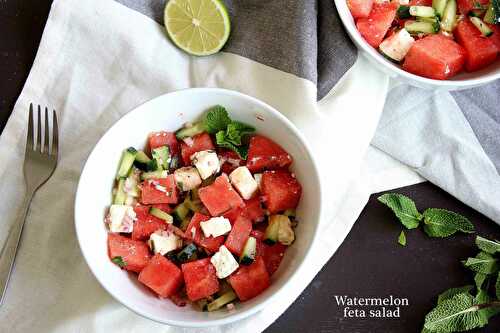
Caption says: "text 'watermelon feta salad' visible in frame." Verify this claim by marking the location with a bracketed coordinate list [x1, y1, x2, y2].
[104, 106, 302, 312]
[348, 0, 500, 79]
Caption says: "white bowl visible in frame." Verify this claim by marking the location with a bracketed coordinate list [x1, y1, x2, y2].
[74, 88, 322, 327]
[334, 0, 500, 90]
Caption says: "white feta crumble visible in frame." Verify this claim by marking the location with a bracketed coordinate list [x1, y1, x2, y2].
[174, 167, 202, 191]
[200, 217, 232, 238]
[211, 245, 239, 279]
[379, 28, 415, 62]
[191, 150, 220, 179]
[148, 230, 182, 255]
[399, 0, 409, 4]
[229, 166, 259, 200]
[106, 205, 136, 233]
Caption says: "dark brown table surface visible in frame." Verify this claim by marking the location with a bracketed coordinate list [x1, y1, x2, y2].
[2, 1, 500, 332]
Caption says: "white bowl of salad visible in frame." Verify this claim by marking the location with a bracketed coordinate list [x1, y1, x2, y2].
[74, 88, 322, 327]
[335, 0, 500, 89]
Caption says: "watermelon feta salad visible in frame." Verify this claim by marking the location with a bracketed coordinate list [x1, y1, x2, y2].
[105, 106, 302, 312]
[348, 0, 500, 79]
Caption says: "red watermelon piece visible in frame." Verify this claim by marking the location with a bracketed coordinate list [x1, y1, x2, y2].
[198, 174, 244, 216]
[148, 131, 180, 156]
[455, 18, 498, 71]
[263, 243, 287, 276]
[402, 34, 466, 79]
[138, 254, 183, 298]
[107, 233, 151, 273]
[151, 203, 173, 213]
[182, 258, 220, 301]
[185, 212, 225, 253]
[457, 0, 489, 14]
[246, 135, 293, 173]
[132, 206, 168, 241]
[224, 216, 252, 256]
[223, 206, 244, 225]
[140, 176, 179, 205]
[347, 0, 374, 19]
[228, 257, 270, 301]
[409, 0, 432, 5]
[242, 197, 265, 223]
[488, 24, 500, 52]
[180, 133, 215, 165]
[261, 170, 302, 214]
[356, 2, 398, 48]
[219, 149, 244, 174]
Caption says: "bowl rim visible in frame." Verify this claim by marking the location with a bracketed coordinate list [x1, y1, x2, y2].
[334, 0, 500, 88]
[74, 87, 323, 327]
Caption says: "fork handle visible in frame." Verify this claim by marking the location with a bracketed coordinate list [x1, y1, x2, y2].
[0, 193, 33, 306]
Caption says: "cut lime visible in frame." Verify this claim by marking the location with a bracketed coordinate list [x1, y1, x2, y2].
[164, 0, 231, 56]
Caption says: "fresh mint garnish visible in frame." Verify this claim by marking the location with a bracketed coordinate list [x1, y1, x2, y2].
[475, 236, 500, 254]
[423, 208, 475, 238]
[111, 256, 127, 268]
[398, 230, 407, 246]
[475, 272, 488, 290]
[496, 273, 500, 299]
[216, 130, 251, 160]
[377, 193, 422, 229]
[204, 105, 232, 134]
[463, 252, 498, 274]
[437, 285, 473, 304]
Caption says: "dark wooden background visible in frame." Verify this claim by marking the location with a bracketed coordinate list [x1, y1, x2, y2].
[1, 1, 499, 332]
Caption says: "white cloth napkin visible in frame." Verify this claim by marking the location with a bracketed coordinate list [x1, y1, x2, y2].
[0, 0, 422, 331]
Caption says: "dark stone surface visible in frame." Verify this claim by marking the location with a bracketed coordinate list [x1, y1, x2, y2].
[1, 1, 500, 332]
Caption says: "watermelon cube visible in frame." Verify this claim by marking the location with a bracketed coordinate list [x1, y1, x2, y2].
[182, 258, 220, 301]
[402, 34, 466, 79]
[198, 174, 244, 216]
[224, 216, 252, 256]
[148, 131, 180, 156]
[151, 203, 173, 213]
[488, 24, 500, 52]
[261, 170, 302, 214]
[347, 0, 374, 19]
[107, 233, 151, 273]
[242, 197, 265, 223]
[138, 254, 183, 298]
[222, 206, 244, 225]
[185, 212, 225, 252]
[246, 135, 293, 173]
[131, 207, 167, 241]
[180, 132, 215, 165]
[219, 149, 244, 174]
[457, 0, 489, 15]
[228, 257, 270, 301]
[356, 2, 398, 48]
[409, 0, 432, 5]
[263, 243, 287, 276]
[455, 19, 498, 72]
[140, 176, 179, 205]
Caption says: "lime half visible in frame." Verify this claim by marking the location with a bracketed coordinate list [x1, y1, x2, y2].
[164, 0, 231, 56]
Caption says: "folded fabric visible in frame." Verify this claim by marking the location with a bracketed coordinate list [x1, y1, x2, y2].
[0, 0, 408, 332]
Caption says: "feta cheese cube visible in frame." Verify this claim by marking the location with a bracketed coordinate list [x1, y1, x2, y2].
[148, 230, 182, 255]
[106, 204, 136, 233]
[191, 150, 220, 180]
[174, 167, 202, 191]
[229, 166, 259, 200]
[200, 216, 232, 238]
[211, 245, 239, 279]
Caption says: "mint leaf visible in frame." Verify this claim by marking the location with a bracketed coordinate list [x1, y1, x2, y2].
[475, 272, 488, 290]
[463, 252, 498, 274]
[204, 105, 231, 134]
[423, 293, 487, 332]
[475, 289, 500, 320]
[476, 236, 500, 254]
[216, 131, 249, 159]
[377, 193, 422, 229]
[111, 256, 127, 268]
[496, 273, 500, 300]
[398, 230, 407, 246]
[437, 286, 474, 304]
[422, 208, 475, 238]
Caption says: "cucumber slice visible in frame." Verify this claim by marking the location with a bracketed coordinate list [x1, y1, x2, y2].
[169, 155, 180, 170]
[283, 209, 297, 218]
[207, 291, 237, 312]
[410, 5, 436, 17]
[470, 16, 494, 36]
[152, 146, 170, 170]
[149, 207, 174, 224]
[441, 0, 457, 31]
[116, 147, 137, 179]
[135, 150, 151, 163]
[114, 178, 127, 205]
[484, 2, 496, 23]
[133, 151, 153, 171]
[176, 243, 198, 263]
[173, 202, 191, 224]
[140, 170, 169, 180]
[405, 20, 439, 33]
[493, 0, 500, 23]
[175, 123, 206, 139]
[197, 299, 209, 312]
[418, 16, 439, 23]
[239, 237, 257, 265]
[433, 0, 448, 18]
[398, 5, 412, 19]
[264, 216, 280, 245]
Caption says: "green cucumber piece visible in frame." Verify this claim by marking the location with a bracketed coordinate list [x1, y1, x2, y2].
[283, 209, 296, 218]
[264, 217, 280, 245]
[484, 2, 496, 23]
[433, 0, 448, 18]
[493, 0, 500, 23]
[152, 146, 170, 170]
[133, 151, 153, 171]
[197, 299, 209, 312]
[470, 16, 494, 36]
[149, 207, 174, 224]
[207, 291, 237, 312]
[441, 0, 457, 31]
[169, 155, 180, 170]
[113, 178, 127, 205]
[140, 170, 169, 180]
[405, 20, 439, 33]
[173, 202, 191, 224]
[135, 150, 151, 163]
[239, 237, 257, 265]
[397, 5, 412, 19]
[175, 123, 206, 139]
[176, 243, 198, 263]
[410, 5, 436, 17]
[116, 147, 137, 179]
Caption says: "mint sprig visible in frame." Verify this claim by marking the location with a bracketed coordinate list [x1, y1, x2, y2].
[111, 256, 127, 268]
[204, 105, 232, 134]
[476, 236, 500, 254]
[463, 252, 498, 274]
[398, 230, 407, 247]
[378, 193, 422, 229]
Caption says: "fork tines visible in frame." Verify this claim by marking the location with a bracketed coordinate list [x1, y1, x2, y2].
[27, 103, 58, 157]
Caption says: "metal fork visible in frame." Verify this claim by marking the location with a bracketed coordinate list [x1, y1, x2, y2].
[0, 104, 58, 306]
